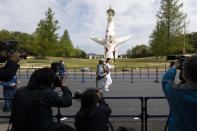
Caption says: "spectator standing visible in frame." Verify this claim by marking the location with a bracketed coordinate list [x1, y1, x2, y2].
[75, 88, 112, 131]
[162, 55, 197, 131]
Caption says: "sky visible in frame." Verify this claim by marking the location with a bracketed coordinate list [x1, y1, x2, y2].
[0, 0, 197, 55]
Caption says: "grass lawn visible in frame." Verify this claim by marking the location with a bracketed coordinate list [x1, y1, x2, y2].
[19, 56, 170, 69]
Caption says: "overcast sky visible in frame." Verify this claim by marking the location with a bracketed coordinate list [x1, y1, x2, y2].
[0, 0, 197, 54]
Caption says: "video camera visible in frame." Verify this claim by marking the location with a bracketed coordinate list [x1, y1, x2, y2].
[167, 55, 190, 83]
[50, 62, 66, 88]
[167, 55, 189, 70]
[7, 40, 27, 59]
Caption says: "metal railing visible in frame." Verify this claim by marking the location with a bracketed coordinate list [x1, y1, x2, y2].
[0, 97, 168, 131]
[16, 66, 173, 83]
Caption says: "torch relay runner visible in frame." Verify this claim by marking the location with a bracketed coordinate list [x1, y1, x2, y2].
[105, 58, 115, 92]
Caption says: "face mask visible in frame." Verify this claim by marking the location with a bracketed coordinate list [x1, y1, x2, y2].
[0, 56, 7, 63]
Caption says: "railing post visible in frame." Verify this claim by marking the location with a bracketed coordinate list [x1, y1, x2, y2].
[66, 68, 69, 79]
[130, 67, 133, 83]
[27, 68, 28, 77]
[123, 68, 125, 79]
[147, 67, 149, 80]
[57, 107, 61, 123]
[74, 67, 77, 79]
[165, 64, 167, 72]
[91, 67, 93, 78]
[154, 67, 159, 83]
[115, 67, 117, 79]
[141, 97, 144, 131]
[140, 67, 142, 80]
[18, 68, 21, 79]
[81, 69, 85, 84]
[145, 98, 148, 131]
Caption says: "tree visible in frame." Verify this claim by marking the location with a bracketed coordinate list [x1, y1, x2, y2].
[59, 30, 74, 57]
[11, 31, 35, 54]
[33, 7, 60, 58]
[149, 21, 168, 59]
[126, 45, 151, 58]
[187, 32, 197, 52]
[0, 30, 13, 43]
[150, 0, 187, 57]
[126, 49, 132, 58]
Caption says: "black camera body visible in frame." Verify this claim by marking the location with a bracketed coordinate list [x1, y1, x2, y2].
[74, 90, 83, 99]
[51, 62, 67, 88]
[167, 55, 190, 84]
[7, 40, 27, 59]
[167, 55, 189, 70]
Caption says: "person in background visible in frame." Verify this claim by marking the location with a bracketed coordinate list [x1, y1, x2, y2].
[3, 76, 20, 112]
[75, 88, 112, 131]
[96, 59, 108, 94]
[59, 60, 66, 76]
[104, 58, 115, 92]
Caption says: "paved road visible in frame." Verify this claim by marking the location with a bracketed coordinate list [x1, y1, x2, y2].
[0, 70, 181, 125]
[0, 71, 181, 131]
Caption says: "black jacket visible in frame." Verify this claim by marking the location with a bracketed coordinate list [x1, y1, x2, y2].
[10, 84, 72, 131]
[75, 99, 112, 131]
[0, 60, 19, 82]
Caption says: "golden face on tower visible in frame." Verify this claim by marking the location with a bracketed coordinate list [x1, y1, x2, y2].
[106, 9, 115, 17]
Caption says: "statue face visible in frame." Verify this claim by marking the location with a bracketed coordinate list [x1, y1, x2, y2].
[106, 35, 115, 46]
[107, 9, 115, 18]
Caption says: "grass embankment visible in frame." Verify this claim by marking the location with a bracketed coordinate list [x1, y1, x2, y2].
[19, 56, 169, 69]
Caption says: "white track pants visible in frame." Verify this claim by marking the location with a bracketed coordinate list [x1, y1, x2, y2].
[105, 75, 112, 90]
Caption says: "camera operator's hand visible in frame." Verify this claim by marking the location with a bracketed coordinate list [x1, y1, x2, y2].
[60, 75, 66, 87]
[96, 90, 102, 100]
[8, 52, 21, 62]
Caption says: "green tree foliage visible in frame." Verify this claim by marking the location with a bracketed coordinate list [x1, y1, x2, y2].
[0, 30, 13, 43]
[11, 31, 35, 54]
[149, 21, 168, 58]
[73, 48, 86, 58]
[126, 45, 151, 58]
[0, 30, 35, 54]
[150, 0, 187, 57]
[59, 30, 74, 57]
[0, 8, 87, 58]
[187, 32, 197, 51]
[126, 49, 132, 58]
[33, 7, 60, 58]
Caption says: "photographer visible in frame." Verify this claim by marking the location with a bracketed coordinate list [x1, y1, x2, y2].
[10, 68, 74, 131]
[162, 55, 197, 131]
[0, 41, 20, 82]
[75, 88, 112, 131]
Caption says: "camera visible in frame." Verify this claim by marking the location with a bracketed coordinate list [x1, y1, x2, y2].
[7, 40, 27, 59]
[167, 55, 190, 83]
[167, 55, 189, 70]
[74, 90, 83, 99]
[51, 62, 66, 88]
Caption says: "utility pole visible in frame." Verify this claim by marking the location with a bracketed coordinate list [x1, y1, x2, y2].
[183, 22, 186, 55]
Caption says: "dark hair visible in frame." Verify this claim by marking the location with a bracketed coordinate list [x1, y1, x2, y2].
[81, 88, 98, 110]
[0, 41, 8, 52]
[183, 55, 197, 82]
[28, 68, 57, 87]
[106, 58, 111, 62]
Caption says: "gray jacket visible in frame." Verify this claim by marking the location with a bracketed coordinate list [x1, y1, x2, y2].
[96, 64, 106, 89]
